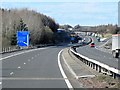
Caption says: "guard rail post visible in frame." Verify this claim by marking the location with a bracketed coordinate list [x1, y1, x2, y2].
[70, 46, 120, 79]
[93, 63, 95, 69]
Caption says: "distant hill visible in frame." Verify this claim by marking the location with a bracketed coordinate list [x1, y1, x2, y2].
[73, 24, 120, 34]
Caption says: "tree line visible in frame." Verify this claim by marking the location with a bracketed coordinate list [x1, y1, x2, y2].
[73, 24, 120, 34]
[1, 8, 59, 46]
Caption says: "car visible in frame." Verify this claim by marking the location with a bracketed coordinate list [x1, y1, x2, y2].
[89, 43, 95, 47]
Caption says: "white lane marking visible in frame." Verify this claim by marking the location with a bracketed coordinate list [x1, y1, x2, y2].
[24, 62, 26, 65]
[78, 75, 95, 78]
[0, 82, 2, 85]
[10, 72, 14, 75]
[18, 66, 21, 69]
[0, 48, 48, 61]
[1, 77, 69, 80]
[58, 50, 73, 89]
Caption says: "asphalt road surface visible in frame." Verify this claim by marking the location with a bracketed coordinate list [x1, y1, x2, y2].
[1, 46, 69, 88]
[77, 36, 119, 70]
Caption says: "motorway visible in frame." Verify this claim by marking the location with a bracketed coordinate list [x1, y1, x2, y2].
[1, 35, 119, 89]
[76, 36, 119, 70]
[1, 46, 69, 88]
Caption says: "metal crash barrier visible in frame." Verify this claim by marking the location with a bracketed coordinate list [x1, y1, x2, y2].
[70, 47, 120, 79]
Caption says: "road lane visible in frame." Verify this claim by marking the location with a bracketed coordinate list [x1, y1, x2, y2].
[77, 37, 119, 70]
[2, 47, 68, 88]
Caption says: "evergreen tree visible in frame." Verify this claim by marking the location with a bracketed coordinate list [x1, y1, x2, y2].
[10, 18, 28, 45]
[10, 31, 17, 45]
[17, 18, 28, 31]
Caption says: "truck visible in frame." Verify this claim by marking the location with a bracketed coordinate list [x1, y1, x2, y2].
[112, 34, 120, 58]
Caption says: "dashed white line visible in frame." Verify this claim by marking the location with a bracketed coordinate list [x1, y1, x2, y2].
[18, 66, 21, 69]
[10, 72, 14, 75]
[0, 47, 48, 61]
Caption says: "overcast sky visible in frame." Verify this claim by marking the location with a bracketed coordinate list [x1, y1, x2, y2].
[1, 0, 120, 26]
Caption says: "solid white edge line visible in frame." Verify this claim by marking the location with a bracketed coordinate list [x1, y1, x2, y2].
[58, 49, 73, 89]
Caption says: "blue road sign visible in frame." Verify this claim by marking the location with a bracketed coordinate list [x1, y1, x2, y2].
[17, 31, 29, 47]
